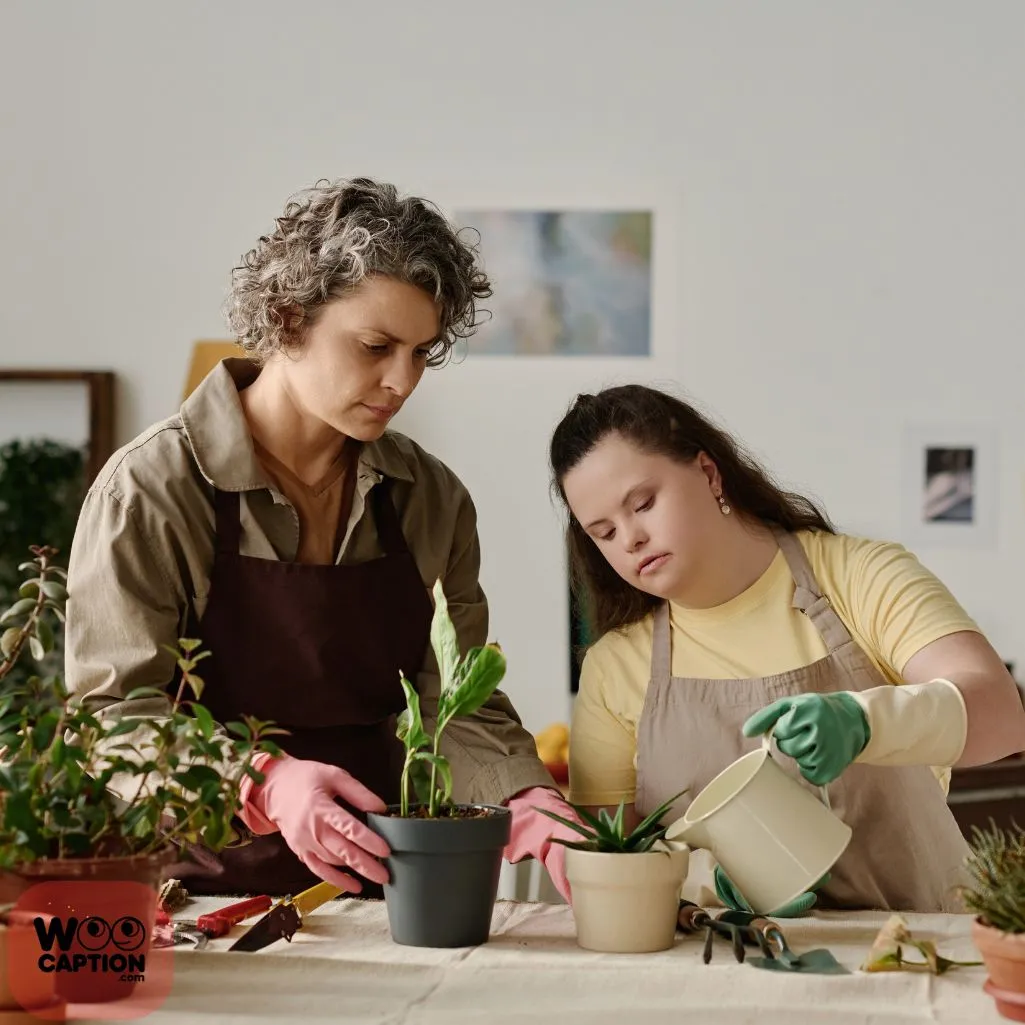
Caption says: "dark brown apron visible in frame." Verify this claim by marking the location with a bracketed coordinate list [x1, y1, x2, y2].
[172, 478, 432, 896]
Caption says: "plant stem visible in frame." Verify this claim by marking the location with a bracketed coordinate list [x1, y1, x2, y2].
[428, 732, 442, 817]
[0, 551, 52, 682]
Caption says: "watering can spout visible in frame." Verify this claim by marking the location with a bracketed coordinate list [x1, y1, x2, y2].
[664, 815, 706, 852]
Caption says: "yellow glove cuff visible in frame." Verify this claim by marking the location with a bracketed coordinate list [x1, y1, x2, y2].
[851, 678, 967, 768]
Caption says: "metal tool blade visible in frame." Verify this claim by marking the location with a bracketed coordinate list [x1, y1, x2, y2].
[227, 902, 302, 952]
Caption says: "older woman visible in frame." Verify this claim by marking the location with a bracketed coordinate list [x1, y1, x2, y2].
[65, 177, 577, 897]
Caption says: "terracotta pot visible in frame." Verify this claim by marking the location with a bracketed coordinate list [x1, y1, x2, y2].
[973, 919, 1025, 1022]
[1, 848, 174, 1006]
[565, 846, 690, 953]
[0, 914, 63, 1017]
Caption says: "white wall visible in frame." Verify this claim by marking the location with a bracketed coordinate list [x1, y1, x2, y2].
[2, 0, 1023, 734]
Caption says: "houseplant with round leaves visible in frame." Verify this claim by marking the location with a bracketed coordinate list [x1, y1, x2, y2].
[0, 546, 284, 1004]
[367, 578, 512, 949]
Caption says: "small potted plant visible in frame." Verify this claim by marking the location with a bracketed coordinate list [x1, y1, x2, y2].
[536, 793, 689, 953]
[963, 822, 1025, 1021]
[0, 546, 283, 1005]
[367, 579, 513, 949]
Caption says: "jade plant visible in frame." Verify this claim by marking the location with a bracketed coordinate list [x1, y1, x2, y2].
[960, 821, 1025, 934]
[0, 546, 285, 867]
[535, 791, 688, 853]
[395, 579, 507, 818]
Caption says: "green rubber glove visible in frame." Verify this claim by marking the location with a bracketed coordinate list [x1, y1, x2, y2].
[742, 692, 871, 786]
[714, 865, 829, 917]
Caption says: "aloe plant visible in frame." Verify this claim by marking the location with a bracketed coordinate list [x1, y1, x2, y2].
[395, 579, 507, 817]
[535, 790, 688, 853]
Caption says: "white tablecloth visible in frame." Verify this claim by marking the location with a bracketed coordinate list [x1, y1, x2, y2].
[79, 898, 1002, 1024]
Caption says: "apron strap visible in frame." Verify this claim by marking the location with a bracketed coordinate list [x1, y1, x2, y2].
[213, 489, 243, 556]
[370, 479, 409, 556]
[650, 601, 672, 684]
[774, 528, 853, 652]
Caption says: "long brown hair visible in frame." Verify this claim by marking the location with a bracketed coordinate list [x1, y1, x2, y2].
[550, 385, 835, 639]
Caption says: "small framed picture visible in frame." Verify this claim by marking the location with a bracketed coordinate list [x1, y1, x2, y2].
[900, 423, 998, 548]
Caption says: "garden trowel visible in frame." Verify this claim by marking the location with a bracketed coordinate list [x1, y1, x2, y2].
[747, 922, 849, 975]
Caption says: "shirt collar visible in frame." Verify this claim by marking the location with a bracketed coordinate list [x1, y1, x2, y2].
[179, 358, 415, 490]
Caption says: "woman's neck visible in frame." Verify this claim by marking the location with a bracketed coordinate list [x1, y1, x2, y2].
[240, 364, 351, 487]
[670, 518, 781, 610]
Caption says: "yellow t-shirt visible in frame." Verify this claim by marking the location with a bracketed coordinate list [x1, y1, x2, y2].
[568, 531, 980, 807]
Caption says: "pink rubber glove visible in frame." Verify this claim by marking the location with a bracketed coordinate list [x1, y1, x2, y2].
[503, 786, 583, 903]
[238, 752, 391, 892]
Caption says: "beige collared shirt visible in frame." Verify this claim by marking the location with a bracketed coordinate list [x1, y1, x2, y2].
[65, 359, 553, 805]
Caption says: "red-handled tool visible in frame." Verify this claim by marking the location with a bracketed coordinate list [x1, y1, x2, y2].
[196, 895, 273, 938]
[156, 894, 274, 939]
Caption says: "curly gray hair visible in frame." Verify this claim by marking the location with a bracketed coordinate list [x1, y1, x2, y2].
[224, 177, 492, 365]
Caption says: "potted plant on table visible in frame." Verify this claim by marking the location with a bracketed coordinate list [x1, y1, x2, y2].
[367, 579, 513, 949]
[535, 794, 690, 953]
[963, 822, 1025, 1022]
[0, 546, 283, 1007]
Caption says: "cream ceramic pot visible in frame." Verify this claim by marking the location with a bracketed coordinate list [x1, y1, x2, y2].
[663, 734, 851, 914]
[565, 845, 690, 953]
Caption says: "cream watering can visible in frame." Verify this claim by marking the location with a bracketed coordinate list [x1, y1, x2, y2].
[663, 732, 852, 914]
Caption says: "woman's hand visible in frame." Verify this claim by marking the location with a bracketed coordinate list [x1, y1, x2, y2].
[240, 753, 391, 891]
[742, 693, 871, 785]
[503, 786, 583, 903]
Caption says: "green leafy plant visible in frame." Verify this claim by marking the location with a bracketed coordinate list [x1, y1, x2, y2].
[535, 791, 688, 853]
[960, 821, 1025, 934]
[0, 546, 286, 868]
[0, 440, 84, 670]
[395, 578, 507, 818]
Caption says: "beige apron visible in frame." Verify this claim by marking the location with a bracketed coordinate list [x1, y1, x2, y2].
[635, 529, 970, 912]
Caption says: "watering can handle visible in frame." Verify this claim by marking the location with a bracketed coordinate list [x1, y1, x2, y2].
[760, 731, 832, 811]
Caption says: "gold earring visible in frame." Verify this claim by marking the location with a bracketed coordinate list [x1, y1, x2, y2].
[718, 494, 731, 516]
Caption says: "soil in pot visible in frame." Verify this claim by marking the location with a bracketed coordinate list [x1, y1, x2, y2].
[2, 849, 174, 1006]
[565, 846, 689, 953]
[974, 919, 1025, 1021]
[367, 805, 511, 948]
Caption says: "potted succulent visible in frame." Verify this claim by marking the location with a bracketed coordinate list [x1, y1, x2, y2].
[536, 793, 689, 953]
[366, 579, 512, 949]
[963, 822, 1025, 1021]
[0, 546, 283, 1005]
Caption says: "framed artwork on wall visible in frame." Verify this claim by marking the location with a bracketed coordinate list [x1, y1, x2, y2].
[899, 422, 998, 549]
[453, 210, 653, 356]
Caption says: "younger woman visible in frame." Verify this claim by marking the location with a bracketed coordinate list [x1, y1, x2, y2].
[550, 384, 1025, 913]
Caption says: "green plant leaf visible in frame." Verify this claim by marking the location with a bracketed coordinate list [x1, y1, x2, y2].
[122, 685, 169, 702]
[1, 627, 20, 658]
[406, 757, 434, 805]
[193, 704, 215, 740]
[410, 751, 453, 805]
[0, 598, 36, 624]
[430, 579, 461, 692]
[438, 644, 506, 723]
[28, 636, 44, 661]
[397, 675, 430, 751]
[628, 787, 689, 844]
[533, 806, 600, 842]
[33, 618, 54, 656]
[18, 579, 40, 599]
[39, 581, 67, 603]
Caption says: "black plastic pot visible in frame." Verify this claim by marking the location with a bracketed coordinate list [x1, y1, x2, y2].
[367, 805, 511, 948]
